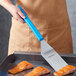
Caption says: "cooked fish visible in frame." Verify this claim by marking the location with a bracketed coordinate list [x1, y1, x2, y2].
[25, 66, 50, 76]
[54, 65, 76, 76]
[8, 61, 34, 74]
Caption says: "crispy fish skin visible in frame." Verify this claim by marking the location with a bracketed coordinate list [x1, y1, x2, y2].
[8, 61, 34, 74]
[54, 65, 76, 76]
[25, 66, 50, 76]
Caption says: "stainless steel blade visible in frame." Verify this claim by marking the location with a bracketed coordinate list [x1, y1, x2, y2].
[41, 40, 68, 71]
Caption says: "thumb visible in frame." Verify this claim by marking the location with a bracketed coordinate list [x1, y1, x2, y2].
[18, 7, 26, 19]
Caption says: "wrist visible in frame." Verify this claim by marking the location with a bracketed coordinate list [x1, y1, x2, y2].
[0, 0, 10, 5]
[0, 0, 15, 13]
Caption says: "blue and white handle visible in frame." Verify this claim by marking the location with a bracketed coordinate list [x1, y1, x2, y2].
[18, 5, 44, 42]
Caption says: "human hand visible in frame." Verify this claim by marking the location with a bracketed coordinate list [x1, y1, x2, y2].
[0, 0, 26, 23]
[9, 5, 26, 23]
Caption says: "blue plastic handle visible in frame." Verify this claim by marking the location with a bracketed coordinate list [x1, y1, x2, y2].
[18, 5, 44, 41]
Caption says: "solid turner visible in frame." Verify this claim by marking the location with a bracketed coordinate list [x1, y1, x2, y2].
[18, 5, 68, 71]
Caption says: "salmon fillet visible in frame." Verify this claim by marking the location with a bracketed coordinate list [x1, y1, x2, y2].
[25, 66, 50, 76]
[8, 61, 34, 74]
[54, 65, 76, 76]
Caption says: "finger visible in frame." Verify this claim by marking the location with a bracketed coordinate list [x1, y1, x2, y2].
[14, 13, 25, 23]
[18, 18, 25, 23]
[18, 8, 26, 19]
[18, 17, 25, 23]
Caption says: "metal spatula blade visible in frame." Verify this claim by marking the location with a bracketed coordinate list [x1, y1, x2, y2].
[41, 40, 68, 71]
[18, 5, 68, 71]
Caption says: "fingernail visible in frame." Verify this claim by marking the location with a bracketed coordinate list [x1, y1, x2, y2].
[23, 16, 26, 19]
